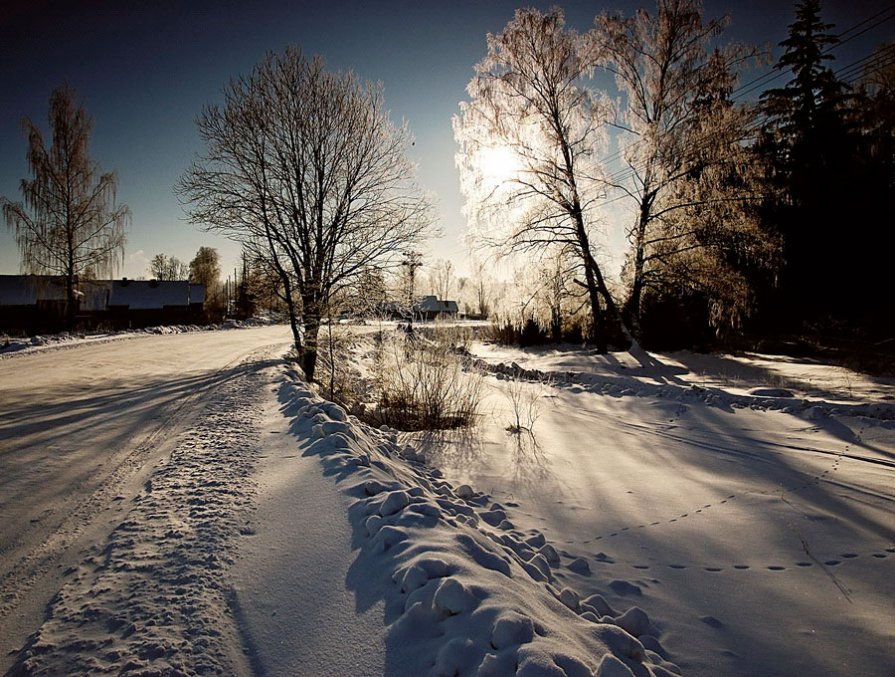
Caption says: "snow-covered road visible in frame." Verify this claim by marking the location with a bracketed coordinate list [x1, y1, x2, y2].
[409, 345, 895, 676]
[0, 325, 292, 672]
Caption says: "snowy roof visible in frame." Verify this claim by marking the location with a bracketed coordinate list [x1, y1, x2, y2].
[188, 283, 205, 305]
[0, 275, 68, 305]
[0, 276, 205, 310]
[417, 296, 459, 314]
[78, 280, 113, 311]
[108, 280, 192, 310]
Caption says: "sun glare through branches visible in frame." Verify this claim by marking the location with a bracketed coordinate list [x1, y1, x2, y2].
[476, 145, 523, 187]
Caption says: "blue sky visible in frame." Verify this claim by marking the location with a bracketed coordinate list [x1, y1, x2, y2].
[1, 0, 891, 282]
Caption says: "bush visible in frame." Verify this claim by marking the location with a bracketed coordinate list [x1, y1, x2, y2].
[485, 316, 590, 347]
[486, 318, 551, 347]
[370, 330, 483, 430]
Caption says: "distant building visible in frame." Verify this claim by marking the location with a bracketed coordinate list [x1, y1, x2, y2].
[0, 275, 206, 334]
[416, 295, 459, 321]
[0, 275, 68, 333]
[104, 279, 206, 327]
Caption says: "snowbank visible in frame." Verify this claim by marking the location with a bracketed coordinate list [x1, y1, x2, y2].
[475, 350, 895, 424]
[279, 367, 681, 676]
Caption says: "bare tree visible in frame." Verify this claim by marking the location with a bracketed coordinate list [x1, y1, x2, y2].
[467, 257, 493, 319]
[428, 258, 455, 300]
[178, 47, 432, 379]
[454, 8, 623, 352]
[1, 84, 129, 325]
[591, 0, 778, 335]
[149, 253, 189, 280]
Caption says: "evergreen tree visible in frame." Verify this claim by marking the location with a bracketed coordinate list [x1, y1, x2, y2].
[757, 0, 871, 331]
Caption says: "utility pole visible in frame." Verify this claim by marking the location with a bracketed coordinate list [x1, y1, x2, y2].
[401, 251, 422, 332]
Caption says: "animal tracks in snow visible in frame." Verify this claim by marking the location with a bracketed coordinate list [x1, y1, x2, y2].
[577, 546, 894, 575]
[588, 426, 866, 546]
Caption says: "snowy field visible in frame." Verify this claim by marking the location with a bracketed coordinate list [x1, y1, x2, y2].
[405, 340, 895, 676]
[1, 324, 893, 676]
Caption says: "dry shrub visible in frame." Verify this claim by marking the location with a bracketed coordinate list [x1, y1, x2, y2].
[371, 330, 483, 430]
[503, 374, 552, 433]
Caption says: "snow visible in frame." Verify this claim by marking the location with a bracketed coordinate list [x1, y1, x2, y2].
[230, 383, 387, 676]
[2, 325, 893, 676]
[405, 340, 895, 676]
[0, 327, 293, 673]
[265, 373, 677, 675]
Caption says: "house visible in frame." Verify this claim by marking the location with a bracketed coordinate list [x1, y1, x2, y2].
[415, 295, 459, 321]
[105, 278, 206, 327]
[0, 275, 69, 333]
[0, 275, 206, 333]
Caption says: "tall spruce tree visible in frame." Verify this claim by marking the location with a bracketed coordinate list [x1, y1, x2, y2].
[757, 0, 871, 331]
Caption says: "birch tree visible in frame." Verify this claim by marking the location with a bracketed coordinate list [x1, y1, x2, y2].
[591, 0, 778, 336]
[454, 8, 624, 352]
[178, 47, 432, 379]
[1, 84, 129, 325]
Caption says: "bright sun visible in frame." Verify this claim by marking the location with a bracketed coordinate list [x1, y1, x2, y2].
[478, 145, 522, 186]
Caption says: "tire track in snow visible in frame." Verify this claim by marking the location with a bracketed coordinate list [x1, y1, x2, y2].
[3, 344, 284, 675]
[0, 344, 282, 625]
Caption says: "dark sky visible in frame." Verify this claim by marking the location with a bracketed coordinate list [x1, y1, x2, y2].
[1, 0, 892, 279]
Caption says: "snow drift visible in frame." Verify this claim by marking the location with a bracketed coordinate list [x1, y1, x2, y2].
[279, 366, 681, 676]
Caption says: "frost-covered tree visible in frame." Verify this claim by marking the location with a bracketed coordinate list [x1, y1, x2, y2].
[347, 266, 390, 318]
[859, 43, 895, 195]
[149, 253, 189, 280]
[179, 47, 432, 380]
[591, 0, 777, 336]
[428, 259, 455, 301]
[466, 257, 494, 319]
[454, 8, 623, 352]
[1, 84, 129, 325]
[189, 246, 224, 320]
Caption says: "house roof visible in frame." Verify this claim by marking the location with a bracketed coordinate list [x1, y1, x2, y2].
[417, 295, 458, 314]
[78, 280, 112, 311]
[189, 283, 205, 305]
[0, 275, 68, 305]
[108, 279, 192, 309]
[0, 275, 206, 310]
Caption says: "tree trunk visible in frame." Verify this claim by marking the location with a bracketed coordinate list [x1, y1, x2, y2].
[301, 320, 320, 382]
[572, 210, 630, 352]
[625, 192, 653, 340]
[583, 261, 607, 353]
[263, 228, 303, 361]
[300, 292, 321, 381]
[281, 274, 302, 357]
[270, 253, 303, 359]
[65, 272, 77, 330]
[568, 203, 606, 351]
